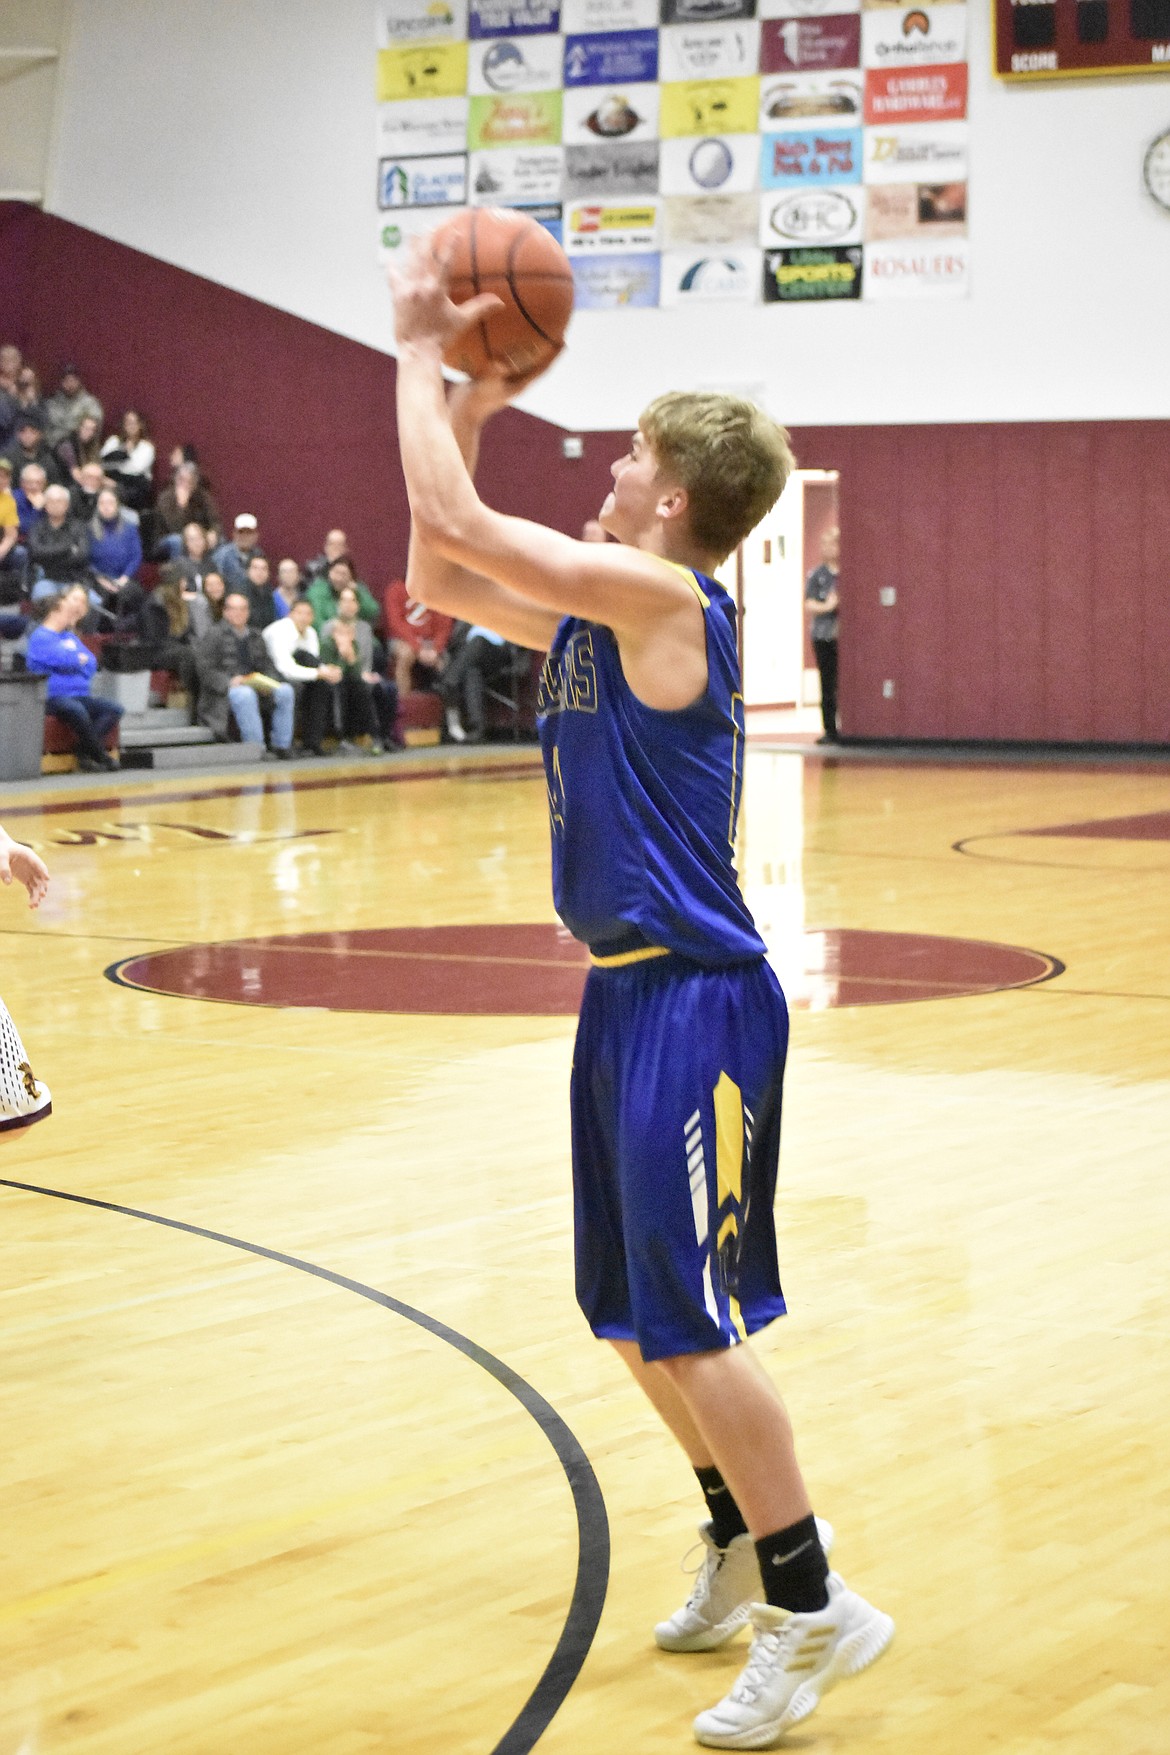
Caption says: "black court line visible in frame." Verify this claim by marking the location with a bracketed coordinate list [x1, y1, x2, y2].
[0, 1177, 610, 1755]
[952, 834, 1170, 873]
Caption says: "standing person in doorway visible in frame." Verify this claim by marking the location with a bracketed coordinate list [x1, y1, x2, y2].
[390, 244, 893, 1751]
[804, 526, 839, 744]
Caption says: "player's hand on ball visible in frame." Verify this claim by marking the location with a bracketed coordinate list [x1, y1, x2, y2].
[389, 238, 503, 359]
[0, 837, 50, 908]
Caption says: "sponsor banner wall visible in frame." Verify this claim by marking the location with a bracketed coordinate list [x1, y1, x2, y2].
[378, 0, 469, 46]
[659, 77, 761, 135]
[661, 0, 757, 19]
[864, 179, 965, 240]
[376, 41, 469, 101]
[760, 71, 864, 125]
[570, 250, 661, 305]
[659, 245, 762, 302]
[864, 235, 970, 298]
[760, 126, 862, 186]
[658, 21, 762, 82]
[861, 5, 968, 70]
[469, 144, 565, 199]
[564, 197, 661, 250]
[563, 30, 659, 84]
[760, 17, 862, 73]
[759, 183, 864, 245]
[468, 0, 561, 36]
[863, 64, 967, 124]
[378, 152, 469, 207]
[763, 244, 864, 299]
[468, 89, 563, 149]
[377, 206, 449, 264]
[561, 0, 659, 28]
[863, 120, 968, 184]
[562, 82, 661, 144]
[659, 132, 759, 193]
[468, 34, 565, 94]
[377, 96, 471, 154]
[759, 0, 860, 14]
[662, 190, 759, 244]
[564, 138, 661, 194]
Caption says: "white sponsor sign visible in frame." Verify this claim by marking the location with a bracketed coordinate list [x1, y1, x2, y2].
[564, 197, 661, 251]
[468, 145, 565, 201]
[659, 21, 762, 81]
[759, 73, 863, 127]
[562, 83, 660, 145]
[863, 121, 968, 185]
[378, 207, 448, 267]
[861, 4, 968, 69]
[378, 0, 469, 45]
[864, 236, 970, 299]
[759, 184, 864, 245]
[561, 0, 658, 28]
[659, 133, 759, 194]
[660, 246, 761, 303]
[377, 98, 470, 157]
[662, 191, 758, 245]
[468, 33, 565, 94]
[760, 0, 860, 14]
[379, 153, 468, 209]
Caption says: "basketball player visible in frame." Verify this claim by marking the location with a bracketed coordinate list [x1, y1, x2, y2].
[390, 244, 893, 1748]
[0, 824, 51, 1131]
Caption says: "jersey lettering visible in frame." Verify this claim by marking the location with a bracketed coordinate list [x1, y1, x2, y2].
[537, 629, 599, 717]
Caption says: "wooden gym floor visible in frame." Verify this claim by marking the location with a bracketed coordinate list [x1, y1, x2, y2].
[1, 744, 1168, 1755]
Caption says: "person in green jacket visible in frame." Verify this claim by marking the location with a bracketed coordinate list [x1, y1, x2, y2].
[319, 582, 399, 750]
[306, 554, 381, 632]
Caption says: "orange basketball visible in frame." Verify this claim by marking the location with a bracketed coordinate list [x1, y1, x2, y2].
[429, 207, 574, 383]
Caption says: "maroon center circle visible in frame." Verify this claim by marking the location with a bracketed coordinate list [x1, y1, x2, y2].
[112, 926, 1058, 1015]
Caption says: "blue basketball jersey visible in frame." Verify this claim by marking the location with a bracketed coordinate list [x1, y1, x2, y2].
[536, 567, 766, 967]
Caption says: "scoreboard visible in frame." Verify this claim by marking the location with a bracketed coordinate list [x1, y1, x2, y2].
[994, 0, 1170, 76]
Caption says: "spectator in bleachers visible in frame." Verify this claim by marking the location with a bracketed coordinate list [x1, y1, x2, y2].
[13, 366, 46, 432]
[213, 512, 264, 590]
[141, 565, 200, 713]
[89, 486, 144, 626]
[187, 568, 226, 641]
[320, 583, 396, 751]
[263, 596, 337, 756]
[304, 527, 349, 581]
[70, 460, 108, 524]
[439, 622, 518, 745]
[153, 460, 221, 558]
[306, 553, 380, 632]
[384, 574, 454, 696]
[28, 485, 90, 602]
[0, 345, 22, 394]
[0, 458, 25, 612]
[242, 552, 285, 630]
[43, 366, 103, 449]
[276, 557, 304, 603]
[6, 410, 60, 487]
[175, 521, 213, 594]
[0, 382, 15, 451]
[55, 412, 103, 483]
[195, 590, 294, 756]
[26, 585, 123, 772]
[15, 463, 48, 538]
[100, 411, 155, 512]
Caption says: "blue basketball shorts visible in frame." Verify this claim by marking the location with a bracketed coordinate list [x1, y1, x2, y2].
[570, 951, 789, 1362]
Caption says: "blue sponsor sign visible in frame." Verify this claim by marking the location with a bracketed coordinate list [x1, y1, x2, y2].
[759, 128, 861, 189]
[563, 29, 659, 85]
[470, 0, 560, 37]
[570, 250, 661, 308]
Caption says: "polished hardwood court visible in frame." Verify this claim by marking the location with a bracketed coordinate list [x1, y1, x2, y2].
[2, 745, 1168, 1755]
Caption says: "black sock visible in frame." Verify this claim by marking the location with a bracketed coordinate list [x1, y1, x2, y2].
[695, 1465, 748, 1550]
[755, 1515, 829, 1613]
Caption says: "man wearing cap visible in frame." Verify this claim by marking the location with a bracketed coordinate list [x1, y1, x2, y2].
[213, 513, 264, 591]
[43, 366, 103, 450]
[4, 410, 61, 487]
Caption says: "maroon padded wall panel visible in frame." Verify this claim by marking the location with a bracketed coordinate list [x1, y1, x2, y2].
[7, 203, 1168, 744]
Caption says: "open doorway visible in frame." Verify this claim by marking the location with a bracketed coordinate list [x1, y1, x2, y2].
[717, 469, 839, 739]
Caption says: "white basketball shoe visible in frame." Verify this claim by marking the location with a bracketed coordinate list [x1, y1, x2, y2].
[654, 1518, 835, 1654]
[692, 1572, 894, 1749]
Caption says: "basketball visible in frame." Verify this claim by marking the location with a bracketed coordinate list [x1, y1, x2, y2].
[429, 207, 574, 383]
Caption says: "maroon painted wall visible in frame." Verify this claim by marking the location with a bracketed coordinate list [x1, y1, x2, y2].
[6, 201, 1168, 744]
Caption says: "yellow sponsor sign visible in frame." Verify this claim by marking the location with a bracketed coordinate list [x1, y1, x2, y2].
[376, 41, 468, 102]
[659, 77, 760, 139]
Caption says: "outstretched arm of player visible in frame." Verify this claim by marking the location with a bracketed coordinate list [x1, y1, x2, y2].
[405, 372, 562, 653]
[390, 244, 707, 704]
[0, 827, 49, 909]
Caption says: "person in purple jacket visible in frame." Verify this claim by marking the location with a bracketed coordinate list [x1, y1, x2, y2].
[26, 584, 124, 771]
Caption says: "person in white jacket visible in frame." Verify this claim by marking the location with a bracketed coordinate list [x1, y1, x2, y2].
[0, 824, 51, 1131]
[262, 597, 341, 756]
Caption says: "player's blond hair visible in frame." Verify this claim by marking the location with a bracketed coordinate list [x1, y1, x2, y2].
[640, 392, 795, 562]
